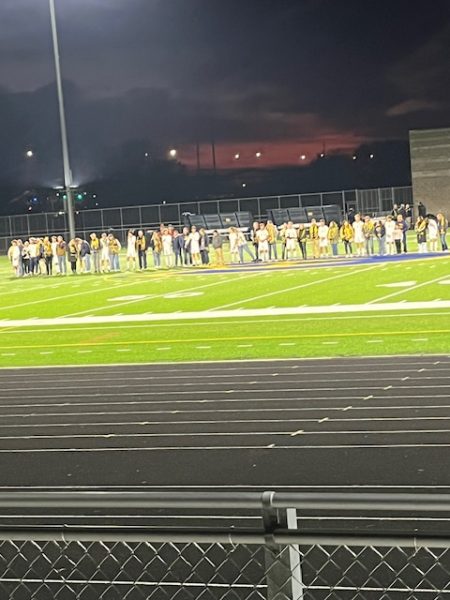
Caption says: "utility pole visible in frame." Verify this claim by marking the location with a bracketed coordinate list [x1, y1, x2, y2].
[49, 0, 76, 240]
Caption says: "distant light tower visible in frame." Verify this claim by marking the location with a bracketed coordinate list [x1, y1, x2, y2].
[169, 148, 178, 159]
[255, 151, 262, 159]
[49, 0, 76, 241]
[26, 149, 34, 159]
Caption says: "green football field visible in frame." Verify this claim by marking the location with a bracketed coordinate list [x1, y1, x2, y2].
[0, 243, 449, 367]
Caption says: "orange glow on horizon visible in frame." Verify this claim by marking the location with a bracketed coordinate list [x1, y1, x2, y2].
[176, 136, 370, 169]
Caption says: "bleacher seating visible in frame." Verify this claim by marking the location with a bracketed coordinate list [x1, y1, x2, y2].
[267, 204, 342, 226]
[186, 206, 342, 233]
[186, 211, 252, 233]
[287, 207, 309, 224]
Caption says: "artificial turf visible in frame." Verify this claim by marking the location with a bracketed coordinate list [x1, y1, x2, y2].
[0, 245, 449, 367]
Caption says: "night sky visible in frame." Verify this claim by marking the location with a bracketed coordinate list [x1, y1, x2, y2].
[0, 0, 449, 183]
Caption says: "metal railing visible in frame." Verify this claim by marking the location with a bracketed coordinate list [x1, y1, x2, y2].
[0, 186, 413, 253]
[0, 490, 449, 599]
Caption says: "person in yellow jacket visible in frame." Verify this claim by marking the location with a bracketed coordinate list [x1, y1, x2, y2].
[327, 221, 340, 257]
[340, 220, 353, 257]
[43, 236, 53, 275]
[136, 230, 147, 269]
[266, 220, 278, 261]
[309, 218, 320, 259]
[363, 216, 375, 256]
[108, 233, 121, 272]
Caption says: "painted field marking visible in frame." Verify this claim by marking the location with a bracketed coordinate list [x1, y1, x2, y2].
[0, 326, 449, 352]
[3, 301, 450, 331]
[0, 327, 449, 352]
[369, 274, 450, 304]
[211, 264, 379, 310]
[66, 272, 260, 318]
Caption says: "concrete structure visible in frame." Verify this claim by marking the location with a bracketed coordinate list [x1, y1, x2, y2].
[410, 127, 450, 216]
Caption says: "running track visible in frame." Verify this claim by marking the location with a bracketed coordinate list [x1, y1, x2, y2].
[1, 356, 450, 494]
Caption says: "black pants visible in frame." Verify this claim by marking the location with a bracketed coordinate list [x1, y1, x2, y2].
[45, 255, 53, 275]
[298, 241, 307, 260]
[23, 259, 30, 274]
[138, 250, 147, 269]
[200, 249, 209, 265]
[395, 240, 402, 254]
[70, 260, 77, 273]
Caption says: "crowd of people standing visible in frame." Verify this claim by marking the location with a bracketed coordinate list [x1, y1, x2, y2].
[6, 205, 448, 277]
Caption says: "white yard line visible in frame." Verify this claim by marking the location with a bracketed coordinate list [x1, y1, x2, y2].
[368, 274, 450, 304]
[211, 264, 379, 310]
[0, 300, 450, 328]
[64, 272, 260, 317]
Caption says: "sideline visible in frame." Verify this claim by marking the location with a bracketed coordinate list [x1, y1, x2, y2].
[0, 300, 450, 328]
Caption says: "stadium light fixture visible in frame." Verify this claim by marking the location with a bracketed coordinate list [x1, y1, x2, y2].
[25, 149, 34, 158]
[300, 154, 306, 161]
[353, 155, 357, 160]
[370, 153, 374, 159]
[169, 148, 178, 158]
[234, 153, 240, 160]
[49, 0, 76, 241]
[255, 152, 262, 159]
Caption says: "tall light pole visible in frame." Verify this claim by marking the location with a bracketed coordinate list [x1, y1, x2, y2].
[49, 0, 75, 241]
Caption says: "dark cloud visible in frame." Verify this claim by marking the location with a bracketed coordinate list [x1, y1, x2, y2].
[0, 0, 449, 180]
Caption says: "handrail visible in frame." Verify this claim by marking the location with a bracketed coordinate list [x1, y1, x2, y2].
[1, 491, 450, 512]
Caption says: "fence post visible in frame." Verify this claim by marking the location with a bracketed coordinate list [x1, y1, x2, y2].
[262, 491, 304, 600]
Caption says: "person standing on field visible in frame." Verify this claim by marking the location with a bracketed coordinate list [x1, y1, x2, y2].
[285, 221, 297, 260]
[427, 216, 439, 252]
[309, 218, 320, 259]
[384, 216, 396, 255]
[437, 213, 448, 251]
[327, 221, 339, 257]
[318, 219, 329, 258]
[212, 230, 224, 266]
[56, 236, 67, 274]
[374, 220, 386, 256]
[90, 233, 100, 273]
[256, 222, 270, 262]
[266, 220, 278, 261]
[352, 214, 365, 256]
[340, 220, 353, 257]
[297, 223, 308, 260]
[126, 229, 137, 271]
[108, 233, 121, 271]
[363, 216, 375, 256]
[415, 216, 428, 253]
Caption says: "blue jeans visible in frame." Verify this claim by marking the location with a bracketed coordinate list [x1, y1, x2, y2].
[377, 237, 386, 255]
[269, 242, 278, 260]
[92, 251, 100, 273]
[57, 255, 67, 274]
[83, 254, 91, 272]
[365, 237, 374, 255]
[238, 244, 255, 262]
[153, 251, 161, 267]
[110, 254, 120, 271]
[441, 233, 448, 251]
[331, 243, 338, 256]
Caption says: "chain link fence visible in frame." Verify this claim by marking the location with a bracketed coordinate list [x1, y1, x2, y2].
[0, 186, 412, 253]
[0, 490, 449, 599]
[1, 538, 450, 599]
